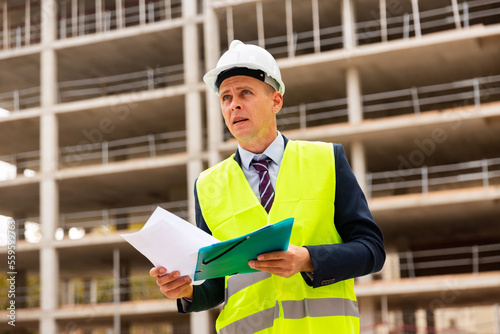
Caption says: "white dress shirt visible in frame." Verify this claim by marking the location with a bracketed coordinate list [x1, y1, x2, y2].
[237, 131, 285, 200]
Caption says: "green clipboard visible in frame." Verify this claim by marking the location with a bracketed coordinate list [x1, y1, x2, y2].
[194, 218, 294, 281]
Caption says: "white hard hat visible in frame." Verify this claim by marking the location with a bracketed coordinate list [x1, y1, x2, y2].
[203, 40, 285, 95]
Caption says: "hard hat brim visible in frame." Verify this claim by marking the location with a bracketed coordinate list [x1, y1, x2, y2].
[203, 62, 285, 95]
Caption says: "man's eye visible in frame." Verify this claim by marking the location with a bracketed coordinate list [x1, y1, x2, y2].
[243, 90, 251, 95]
[222, 95, 230, 101]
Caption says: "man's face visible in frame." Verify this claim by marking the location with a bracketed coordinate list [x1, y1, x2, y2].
[219, 75, 282, 149]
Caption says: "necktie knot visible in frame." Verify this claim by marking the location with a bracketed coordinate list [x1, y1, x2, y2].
[252, 159, 270, 173]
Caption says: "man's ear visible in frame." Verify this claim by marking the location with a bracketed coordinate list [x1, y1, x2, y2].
[272, 91, 283, 114]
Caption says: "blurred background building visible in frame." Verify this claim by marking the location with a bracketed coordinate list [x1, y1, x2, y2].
[0, 0, 499, 333]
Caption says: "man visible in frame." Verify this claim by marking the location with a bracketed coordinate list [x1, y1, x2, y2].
[150, 40, 385, 334]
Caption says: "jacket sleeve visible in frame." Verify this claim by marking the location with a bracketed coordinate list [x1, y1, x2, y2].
[303, 143, 386, 288]
[176, 179, 225, 313]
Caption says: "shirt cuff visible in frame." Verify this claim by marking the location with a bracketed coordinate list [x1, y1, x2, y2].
[300, 271, 315, 286]
[179, 297, 193, 313]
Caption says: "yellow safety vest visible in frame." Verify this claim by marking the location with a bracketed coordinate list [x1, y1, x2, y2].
[197, 140, 359, 334]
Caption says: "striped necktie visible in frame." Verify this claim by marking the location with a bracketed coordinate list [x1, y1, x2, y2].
[251, 157, 274, 213]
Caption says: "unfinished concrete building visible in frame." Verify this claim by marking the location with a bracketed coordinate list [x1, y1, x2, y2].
[0, 0, 499, 333]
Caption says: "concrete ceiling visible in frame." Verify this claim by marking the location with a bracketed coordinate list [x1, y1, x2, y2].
[0, 181, 39, 217]
[56, 27, 184, 81]
[57, 94, 186, 147]
[0, 162, 187, 217]
[372, 191, 500, 249]
[0, 116, 40, 155]
[0, 53, 40, 93]
[58, 163, 187, 212]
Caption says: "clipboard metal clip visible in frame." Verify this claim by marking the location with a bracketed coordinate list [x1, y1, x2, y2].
[202, 236, 250, 265]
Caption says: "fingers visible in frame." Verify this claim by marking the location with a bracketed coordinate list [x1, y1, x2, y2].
[157, 272, 193, 299]
[149, 266, 166, 277]
[255, 245, 301, 261]
[249, 259, 295, 278]
[150, 267, 194, 300]
[248, 245, 313, 278]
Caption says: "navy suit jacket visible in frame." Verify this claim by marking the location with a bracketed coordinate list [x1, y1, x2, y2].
[179, 137, 385, 313]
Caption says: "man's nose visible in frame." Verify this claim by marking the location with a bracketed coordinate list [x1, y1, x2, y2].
[230, 98, 242, 111]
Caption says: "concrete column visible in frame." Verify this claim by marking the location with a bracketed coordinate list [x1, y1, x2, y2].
[286, 0, 294, 57]
[40, 0, 59, 331]
[415, 308, 425, 334]
[379, 0, 388, 42]
[359, 297, 376, 334]
[312, 0, 320, 53]
[191, 310, 211, 334]
[116, 0, 124, 28]
[410, 0, 421, 38]
[191, 4, 219, 334]
[40, 134, 59, 333]
[96, 0, 103, 32]
[382, 249, 401, 281]
[341, 0, 357, 49]
[113, 248, 121, 334]
[183, 0, 203, 226]
[381, 296, 389, 334]
[139, 0, 146, 25]
[25, 0, 31, 45]
[226, 7, 233, 44]
[256, 1, 265, 48]
[351, 140, 367, 194]
[203, 1, 222, 167]
[3, 1, 8, 50]
[72, 0, 78, 36]
[346, 65, 363, 124]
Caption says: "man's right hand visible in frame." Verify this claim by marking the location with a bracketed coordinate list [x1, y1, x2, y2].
[149, 267, 194, 300]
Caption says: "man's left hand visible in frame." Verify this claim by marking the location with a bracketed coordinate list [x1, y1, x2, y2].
[248, 245, 314, 278]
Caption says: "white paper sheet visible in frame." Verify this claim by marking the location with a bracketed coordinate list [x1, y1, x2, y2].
[120, 206, 219, 283]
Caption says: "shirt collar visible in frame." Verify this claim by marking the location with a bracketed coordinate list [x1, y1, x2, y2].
[238, 131, 285, 171]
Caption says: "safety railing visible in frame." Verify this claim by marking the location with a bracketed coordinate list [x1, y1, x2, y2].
[0, 86, 40, 112]
[59, 274, 163, 306]
[0, 151, 40, 179]
[367, 157, 500, 198]
[0, 25, 42, 50]
[399, 243, 500, 278]
[362, 75, 500, 119]
[13, 200, 188, 241]
[58, 63, 184, 103]
[274, 74, 500, 133]
[0, 64, 184, 113]
[0, 129, 187, 181]
[245, 24, 344, 59]
[357, 0, 500, 45]
[240, 0, 500, 59]
[0, 283, 40, 309]
[0, 273, 162, 309]
[59, 129, 187, 168]
[5, 242, 497, 310]
[276, 97, 348, 132]
[57, 0, 182, 39]
[0, 0, 42, 51]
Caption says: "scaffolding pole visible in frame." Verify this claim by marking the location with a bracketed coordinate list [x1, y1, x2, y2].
[113, 248, 121, 334]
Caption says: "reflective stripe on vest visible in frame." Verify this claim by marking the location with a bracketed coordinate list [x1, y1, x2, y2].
[219, 298, 359, 334]
[219, 302, 280, 334]
[226, 272, 272, 301]
[197, 140, 359, 334]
